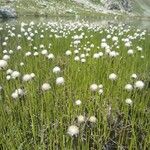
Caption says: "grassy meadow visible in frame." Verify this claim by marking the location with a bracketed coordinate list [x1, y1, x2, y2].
[0, 21, 150, 149]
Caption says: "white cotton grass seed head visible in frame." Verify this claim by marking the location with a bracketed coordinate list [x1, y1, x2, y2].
[11, 92, 19, 99]
[67, 125, 79, 137]
[3, 55, 10, 60]
[134, 80, 145, 90]
[47, 53, 55, 60]
[0, 60, 8, 69]
[65, 50, 72, 56]
[30, 73, 35, 78]
[109, 73, 117, 81]
[77, 115, 85, 124]
[89, 116, 97, 123]
[125, 98, 132, 105]
[11, 71, 20, 79]
[127, 49, 134, 55]
[131, 74, 137, 79]
[90, 84, 98, 92]
[22, 74, 32, 82]
[25, 51, 32, 56]
[33, 52, 39, 56]
[74, 56, 80, 61]
[41, 49, 48, 55]
[53, 66, 61, 74]
[9, 50, 14, 54]
[20, 62, 24, 66]
[98, 84, 103, 89]
[56, 77, 65, 85]
[17, 46, 22, 50]
[6, 75, 11, 80]
[125, 84, 133, 91]
[6, 69, 13, 74]
[98, 89, 103, 95]
[15, 88, 25, 96]
[41, 83, 51, 91]
[81, 58, 86, 63]
[75, 100, 82, 106]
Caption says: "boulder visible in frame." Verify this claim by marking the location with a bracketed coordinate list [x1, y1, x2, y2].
[108, 3, 121, 10]
[120, 0, 132, 12]
[0, 6, 17, 18]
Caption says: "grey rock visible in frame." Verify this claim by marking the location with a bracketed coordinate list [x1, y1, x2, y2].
[103, 0, 132, 12]
[120, 0, 132, 12]
[0, 6, 17, 18]
[108, 3, 121, 10]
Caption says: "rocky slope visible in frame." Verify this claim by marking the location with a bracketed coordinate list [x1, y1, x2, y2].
[0, 0, 150, 18]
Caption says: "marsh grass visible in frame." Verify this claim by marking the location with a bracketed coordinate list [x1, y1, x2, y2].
[0, 21, 150, 149]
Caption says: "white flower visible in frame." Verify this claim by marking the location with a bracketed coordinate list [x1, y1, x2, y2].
[81, 58, 86, 63]
[134, 81, 145, 90]
[30, 73, 35, 78]
[125, 42, 131, 47]
[56, 77, 65, 85]
[65, 50, 72, 56]
[9, 50, 13, 54]
[11, 71, 20, 79]
[0, 60, 7, 69]
[3, 55, 10, 60]
[109, 73, 117, 81]
[131, 74, 137, 79]
[74, 50, 79, 54]
[74, 56, 80, 61]
[2, 42, 7, 46]
[15, 88, 25, 96]
[41, 83, 51, 91]
[11, 88, 25, 99]
[125, 98, 132, 105]
[6, 75, 11, 80]
[77, 115, 85, 123]
[127, 49, 134, 55]
[125, 84, 133, 91]
[98, 89, 103, 95]
[41, 49, 48, 55]
[25, 52, 32, 56]
[20, 62, 24, 66]
[75, 100, 82, 106]
[137, 46, 142, 51]
[107, 35, 111, 39]
[67, 125, 79, 137]
[6, 69, 13, 74]
[3, 50, 7, 54]
[80, 54, 85, 58]
[109, 51, 117, 57]
[98, 84, 103, 89]
[53, 66, 61, 74]
[40, 44, 44, 49]
[89, 116, 97, 123]
[17, 46, 21, 50]
[47, 53, 55, 60]
[141, 55, 144, 59]
[101, 42, 107, 49]
[93, 53, 100, 59]
[22, 74, 32, 82]
[33, 52, 39, 56]
[112, 36, 118, 41]
[90, 84, 98, 92]
[99, 52, 104, 57]
[11, 92, 19, 99]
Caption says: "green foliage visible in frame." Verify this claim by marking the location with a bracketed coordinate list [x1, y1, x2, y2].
[0, 21, 150, 149]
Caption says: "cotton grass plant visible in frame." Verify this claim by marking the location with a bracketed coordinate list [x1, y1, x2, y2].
[0, 21, 149, 149]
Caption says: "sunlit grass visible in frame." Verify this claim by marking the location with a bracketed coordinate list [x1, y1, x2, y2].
[0, 21, 150, 149]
